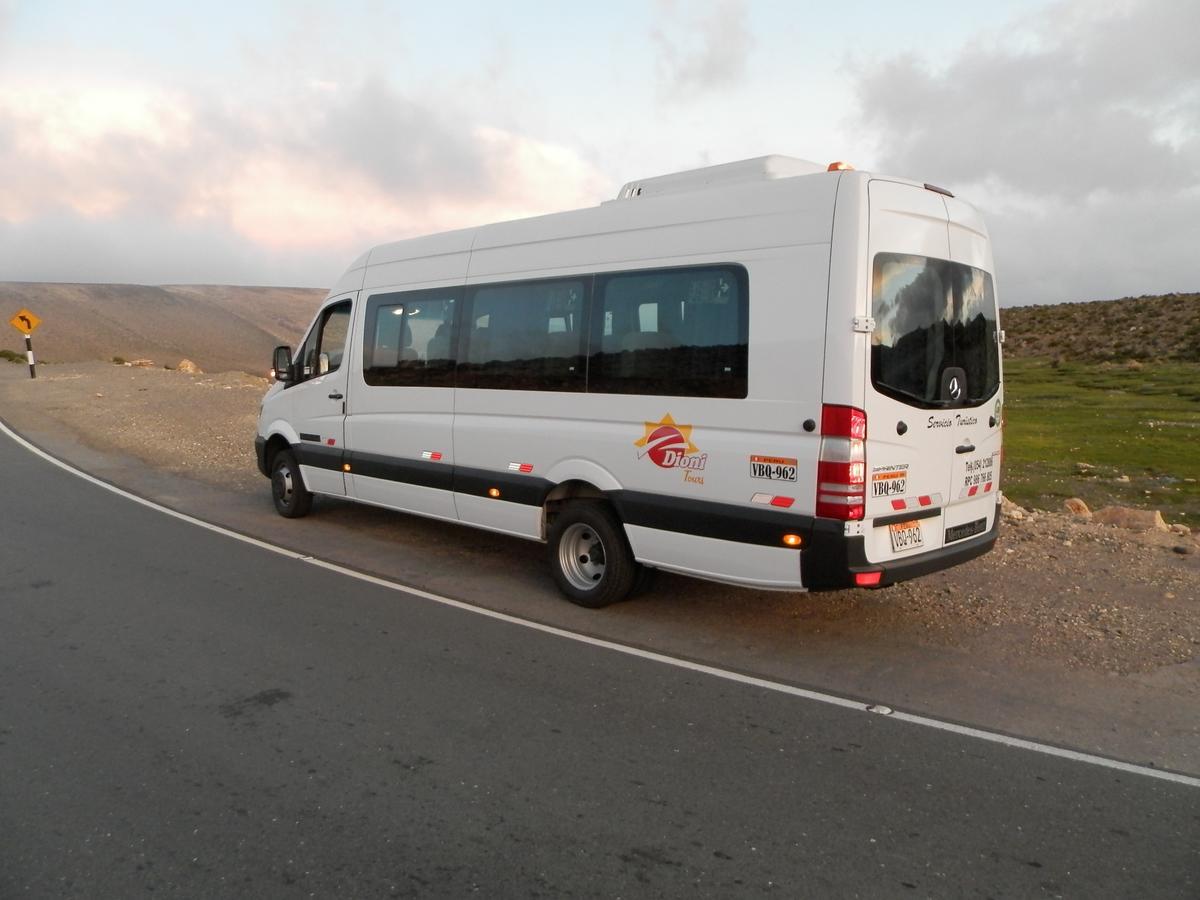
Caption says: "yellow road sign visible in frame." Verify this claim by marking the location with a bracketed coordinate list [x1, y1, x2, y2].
[8, 308, 42, 334]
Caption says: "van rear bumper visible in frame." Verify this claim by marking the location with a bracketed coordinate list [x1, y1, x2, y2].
[802, 505, 1000, 590]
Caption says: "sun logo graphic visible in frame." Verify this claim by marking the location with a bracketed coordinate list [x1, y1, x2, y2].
[634, 414, 708, 472]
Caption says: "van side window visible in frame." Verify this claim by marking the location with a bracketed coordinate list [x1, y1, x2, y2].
[459, 278, 586, 391]
[589, 266, 748, 398]
[363, 290, 458, 387]
[294, 300, 352, 383]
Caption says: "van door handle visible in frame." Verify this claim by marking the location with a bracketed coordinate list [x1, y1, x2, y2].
[328, 391, 344, 400]
[956, 442, 976, 454]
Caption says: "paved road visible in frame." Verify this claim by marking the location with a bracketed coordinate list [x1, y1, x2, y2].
[1, 428, 1197, 898]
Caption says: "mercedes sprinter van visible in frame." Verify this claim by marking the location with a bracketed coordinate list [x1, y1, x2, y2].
[256, 156, 1004, 607]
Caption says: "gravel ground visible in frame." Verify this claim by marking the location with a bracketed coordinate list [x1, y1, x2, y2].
[3, 360, 1198, 677]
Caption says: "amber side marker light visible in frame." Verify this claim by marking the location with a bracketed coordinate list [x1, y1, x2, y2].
[487, 487, 501, 498]
[782, 533, 804, 548]
[855, 571, 883, 587]
[827, 161, 855, 172]
[343, 463, 352, 472]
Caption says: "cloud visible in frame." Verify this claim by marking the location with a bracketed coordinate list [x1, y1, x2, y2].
[652, 0, 753, 100]
[0, 75, 608, 285]
[0, 209, 309, 286]
[311, 77, 491, 201]
[848, 0, 1200, 304]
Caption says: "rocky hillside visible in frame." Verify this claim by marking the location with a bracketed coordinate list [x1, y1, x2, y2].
[1001, 292, 1200, 362]
[0, 283, 326, 375]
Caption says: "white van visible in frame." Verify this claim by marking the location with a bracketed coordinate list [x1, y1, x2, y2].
[255, 156, 1003, 607]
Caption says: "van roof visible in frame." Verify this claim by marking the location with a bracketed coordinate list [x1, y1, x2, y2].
[330, 156, 967, 297]
[609, 155, 827, 202]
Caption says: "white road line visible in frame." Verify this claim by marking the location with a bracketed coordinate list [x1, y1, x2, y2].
[4, 419, 1198, 790]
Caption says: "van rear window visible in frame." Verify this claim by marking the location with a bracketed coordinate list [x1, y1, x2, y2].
[870, 253, 1000, 408]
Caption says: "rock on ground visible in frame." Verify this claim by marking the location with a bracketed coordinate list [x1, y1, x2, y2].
[1092, 506, 1169, 532]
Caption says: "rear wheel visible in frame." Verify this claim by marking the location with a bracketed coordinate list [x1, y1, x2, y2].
[548, 502, 638, 608]
[271, 448, 312, 518]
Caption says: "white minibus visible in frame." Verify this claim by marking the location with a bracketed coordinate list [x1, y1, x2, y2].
[256, 156, 1004, 607]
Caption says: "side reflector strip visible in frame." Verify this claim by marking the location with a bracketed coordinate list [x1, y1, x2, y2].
[508, 462, 534, 474]
[958, 481, 995, 499]
[421, 450, 444, 461]
[751, 493, 795, 508]
[889, 493, 944, 511]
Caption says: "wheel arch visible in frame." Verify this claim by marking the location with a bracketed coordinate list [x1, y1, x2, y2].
[262, 421, 301, 471]
[541, 479, 611, 538]
[539, 460, 625, 540]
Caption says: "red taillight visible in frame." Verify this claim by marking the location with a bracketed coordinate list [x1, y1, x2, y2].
[855, 571, 882, 587]
[816, 404, 866, 520]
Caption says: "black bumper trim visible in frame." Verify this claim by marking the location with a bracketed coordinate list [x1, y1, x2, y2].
[802, 505, 1001, 590]
[254, 435, 268, 477]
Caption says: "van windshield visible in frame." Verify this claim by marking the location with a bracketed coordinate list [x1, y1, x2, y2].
[870, 253, 1000, 408]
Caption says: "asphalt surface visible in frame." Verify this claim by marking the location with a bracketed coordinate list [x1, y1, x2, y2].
[1, 428, 1197, 898]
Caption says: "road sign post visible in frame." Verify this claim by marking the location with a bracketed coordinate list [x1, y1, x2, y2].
[8, 308, 43, 379]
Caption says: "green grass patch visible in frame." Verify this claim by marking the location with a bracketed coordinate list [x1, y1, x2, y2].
[1002, 358, 1200, 523]
[0, 349, 24, 363]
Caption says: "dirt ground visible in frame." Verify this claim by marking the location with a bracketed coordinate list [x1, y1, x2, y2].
[2, 360, 1199, 679]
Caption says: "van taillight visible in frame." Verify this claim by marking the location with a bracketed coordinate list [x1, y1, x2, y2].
[817, 404, 866, 520]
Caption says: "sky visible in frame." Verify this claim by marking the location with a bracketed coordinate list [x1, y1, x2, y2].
[0, 0, 1196, 306]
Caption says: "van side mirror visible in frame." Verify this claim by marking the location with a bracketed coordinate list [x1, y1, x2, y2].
[273, 345, 293, 382]
[318, 352, 330, 376]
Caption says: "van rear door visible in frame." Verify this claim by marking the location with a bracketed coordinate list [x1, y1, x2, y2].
[861, 181, 1002, 565]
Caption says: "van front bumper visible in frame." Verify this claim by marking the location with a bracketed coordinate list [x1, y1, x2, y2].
[254, 435, 269, 477]
[801, 505, 1000, 590]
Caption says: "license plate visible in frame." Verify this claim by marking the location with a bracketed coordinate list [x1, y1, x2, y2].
[889, 520, 924, 553]
[750, 456, 798, 482]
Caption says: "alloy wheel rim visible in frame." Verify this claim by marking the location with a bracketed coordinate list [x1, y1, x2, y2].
[558, 522, 606, 590]
[274, 466, 294, 505]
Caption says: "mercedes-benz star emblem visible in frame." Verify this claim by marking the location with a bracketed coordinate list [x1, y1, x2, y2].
[949, 376, 962, 400]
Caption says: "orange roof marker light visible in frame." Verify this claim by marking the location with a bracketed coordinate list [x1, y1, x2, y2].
[827, 161, 855, 172]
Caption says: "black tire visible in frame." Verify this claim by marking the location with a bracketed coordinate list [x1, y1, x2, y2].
[632, 564, 658, 596]
[547, 502, 639, 608]
[271, 448, 313, 518]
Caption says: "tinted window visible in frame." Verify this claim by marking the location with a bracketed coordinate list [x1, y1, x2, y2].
[294, 300, 351, 383]
[590, 266, 747, 398]
[459, 278, 586, 391]
[871, 253, 1000, 407]
[363, 290, 458, 387]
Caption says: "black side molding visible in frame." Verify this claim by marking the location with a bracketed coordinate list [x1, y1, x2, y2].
[608, 490, 814, 548]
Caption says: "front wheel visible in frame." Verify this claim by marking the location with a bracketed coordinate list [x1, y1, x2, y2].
[547, 503, 638, 608]
[271, 448, 313, 518]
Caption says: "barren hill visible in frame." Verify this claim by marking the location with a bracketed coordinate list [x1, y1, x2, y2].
[1001, 292, 1200, 362]
[0, 283, 326, 374]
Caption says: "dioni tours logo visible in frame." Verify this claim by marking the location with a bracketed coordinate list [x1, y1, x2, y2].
[634, 414, 708, 484]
